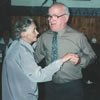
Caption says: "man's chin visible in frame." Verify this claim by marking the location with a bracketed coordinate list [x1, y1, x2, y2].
[50, 27, 57, 31]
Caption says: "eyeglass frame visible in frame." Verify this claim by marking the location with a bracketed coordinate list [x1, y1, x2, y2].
[47, 13, 67, 20]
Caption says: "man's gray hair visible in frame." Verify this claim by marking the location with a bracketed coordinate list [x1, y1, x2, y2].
[63, 4, 70, 15]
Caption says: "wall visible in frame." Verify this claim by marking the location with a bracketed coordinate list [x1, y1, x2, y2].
[0, 0, 11, 34]
[1, 0, 100, 43]
[11, 15, 100, 43]
[11, 0, 100, 8]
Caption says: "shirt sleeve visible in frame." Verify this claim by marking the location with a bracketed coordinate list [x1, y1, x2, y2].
[20, 50, 63, 82]
[79, 34, 96, 68]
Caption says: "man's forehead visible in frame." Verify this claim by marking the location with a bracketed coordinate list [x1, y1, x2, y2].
[48, 6, 65, 14]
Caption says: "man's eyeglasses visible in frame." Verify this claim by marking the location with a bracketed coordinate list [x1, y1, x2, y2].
[47, 14, 67, 20]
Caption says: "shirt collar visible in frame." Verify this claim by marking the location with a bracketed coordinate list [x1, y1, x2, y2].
[57, 25, 68, 37]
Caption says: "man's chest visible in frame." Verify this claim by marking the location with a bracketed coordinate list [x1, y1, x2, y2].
[44, 37, 81, 57]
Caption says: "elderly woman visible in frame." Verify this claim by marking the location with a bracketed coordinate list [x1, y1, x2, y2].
[2, 17, 77, 100]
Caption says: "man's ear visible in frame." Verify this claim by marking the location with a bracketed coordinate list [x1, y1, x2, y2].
[65, 15, 69, 23]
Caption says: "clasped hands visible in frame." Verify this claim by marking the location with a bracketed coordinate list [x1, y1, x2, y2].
[61, 53, 80, 65]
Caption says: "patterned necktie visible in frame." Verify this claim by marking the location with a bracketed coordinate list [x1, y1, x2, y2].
[51, 32, 58, 62]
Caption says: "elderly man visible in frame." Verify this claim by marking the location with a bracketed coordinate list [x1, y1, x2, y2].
[34, 2, 96, 100]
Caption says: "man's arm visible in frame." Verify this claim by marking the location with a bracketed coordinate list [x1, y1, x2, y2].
[79, 34, 96, 68]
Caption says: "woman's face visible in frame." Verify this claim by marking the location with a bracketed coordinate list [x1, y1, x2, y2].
[21, 23, 39, 43]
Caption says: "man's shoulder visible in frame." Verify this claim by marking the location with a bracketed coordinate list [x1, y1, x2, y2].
[67, 26, 81, 34]
[66, 25, 84, 37]
[43, 29, 52, 34]
[40, 30, 53, 38]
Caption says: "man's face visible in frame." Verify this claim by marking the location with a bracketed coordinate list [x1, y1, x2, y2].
[22, 23, 39, 43]
[48, 5, 69, 32]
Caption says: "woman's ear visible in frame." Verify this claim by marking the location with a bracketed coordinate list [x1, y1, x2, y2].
[20, 32, 25, 38]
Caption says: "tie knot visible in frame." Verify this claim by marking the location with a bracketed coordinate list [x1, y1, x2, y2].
[53, 32, 58, 38]
[54, 32, 57, 35]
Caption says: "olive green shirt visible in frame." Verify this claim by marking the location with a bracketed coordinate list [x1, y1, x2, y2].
[34, 25, 96, 83]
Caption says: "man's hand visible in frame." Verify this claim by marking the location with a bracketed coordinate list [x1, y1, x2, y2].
[61, 53, 80, 65]
[69, 53, 80, 65]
